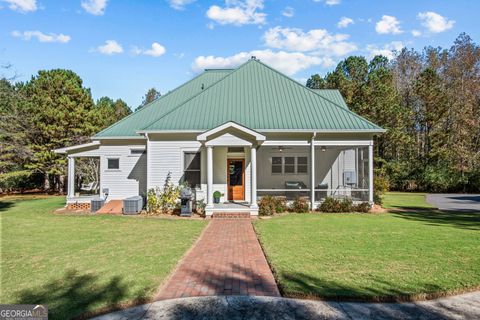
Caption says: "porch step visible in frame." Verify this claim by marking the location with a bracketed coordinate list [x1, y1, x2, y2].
[212, 212, 251, 219]
[96, 200, 123, 214]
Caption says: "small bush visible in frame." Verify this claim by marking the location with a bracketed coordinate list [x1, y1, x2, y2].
[354, 202, 371, 213]
[258, 195, 276, 216]
[213, 191, 222, 199]
[339, 198, 353, 212]
[146, 172, 180, 214]
[290, 197, 310, 213]
[275, 197, 287, 213]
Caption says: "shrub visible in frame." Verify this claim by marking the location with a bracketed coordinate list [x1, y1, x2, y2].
[146, 172, 180, 214]
[354, 202, 371, 213]
[318, 197, 359, 213]
[275, 197, 287, 213]
[258, 195, 276, 216]
[196, 199, 206, 215]
[290, 197, 310, 213]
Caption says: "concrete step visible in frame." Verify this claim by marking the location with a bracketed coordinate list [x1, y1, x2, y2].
[96, 200, 123, 214]
[211, 212, 251, 219]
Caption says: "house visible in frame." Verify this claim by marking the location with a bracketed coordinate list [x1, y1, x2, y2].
[54, 58, 385, 216]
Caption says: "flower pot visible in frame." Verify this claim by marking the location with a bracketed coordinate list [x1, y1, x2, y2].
[214, 197, 220, 204]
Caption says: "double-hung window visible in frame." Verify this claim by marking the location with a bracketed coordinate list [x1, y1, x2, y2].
[184, 152, 201, 187]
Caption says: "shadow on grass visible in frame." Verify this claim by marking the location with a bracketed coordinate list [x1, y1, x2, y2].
[16, 269, 148, 320]
[0, 200, 14, 212]
[389, 209, 480, 231]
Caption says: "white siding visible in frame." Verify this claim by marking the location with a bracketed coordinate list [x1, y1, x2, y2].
[71, 143, 147, 200]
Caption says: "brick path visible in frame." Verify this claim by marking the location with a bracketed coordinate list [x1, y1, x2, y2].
[155, 219, 280, 300]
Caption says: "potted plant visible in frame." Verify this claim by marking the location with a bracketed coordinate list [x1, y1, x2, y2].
[213, 191, 222, 204]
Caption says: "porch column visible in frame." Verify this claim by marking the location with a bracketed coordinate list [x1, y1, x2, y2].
[310, 135, 316, 210]
[368, 142, 374, 204]
[250, 145, 257, 208]
[207, 146, 213, 207]
[67, 156, 75, 198]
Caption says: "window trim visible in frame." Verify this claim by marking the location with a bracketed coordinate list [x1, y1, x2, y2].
[183, 150, 201, 188]
[106, 157, 120, 171]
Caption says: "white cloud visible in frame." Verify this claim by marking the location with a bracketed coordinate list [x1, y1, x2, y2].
[366, 41, 404, 60]
[314, 0, 341, 6]
[206, 0, 266, 26]
[192, 50, 334, 75]
[1, 0, 36, 12]
[95, 40, 123, 55]
[281, 6, 294, 18]
[411, 29, 421, 37]
[81, 0, 107, 15]
[168, 0, 195, 10]
[417, 11, 454, 33]
[263, 26, 357, 56]
[11, 30, 71, 43]
[132, 42, 166, 57]
[337, 17, 354, 28]
[375, 15, 402, 34]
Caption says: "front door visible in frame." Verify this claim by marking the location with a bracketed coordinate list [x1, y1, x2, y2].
[227, 159, 245, 201]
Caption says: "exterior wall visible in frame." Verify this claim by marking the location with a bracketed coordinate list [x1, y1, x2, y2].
[70, 140, 147, 201]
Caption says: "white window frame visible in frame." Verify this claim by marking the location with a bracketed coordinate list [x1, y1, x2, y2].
[271, 156, 308, 175]
[106, 157, 120, 171]
[183, 150, 201, 188]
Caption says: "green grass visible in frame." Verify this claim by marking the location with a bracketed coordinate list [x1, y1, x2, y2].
[382, 192, 435, 209]
[254, 193, 480, 301]
[0, 196, 206, 319]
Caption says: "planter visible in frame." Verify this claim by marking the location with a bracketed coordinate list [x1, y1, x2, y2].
[214, 197, 220, 204]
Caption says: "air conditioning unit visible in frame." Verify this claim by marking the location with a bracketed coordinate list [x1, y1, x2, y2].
[123, 196, 143, 215]
[91, 198, 105, 213]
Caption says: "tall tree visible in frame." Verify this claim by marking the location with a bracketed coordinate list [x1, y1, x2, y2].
[137, 87, 160, 111]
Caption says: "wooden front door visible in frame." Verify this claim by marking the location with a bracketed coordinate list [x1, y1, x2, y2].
[227, 159, 245, 201]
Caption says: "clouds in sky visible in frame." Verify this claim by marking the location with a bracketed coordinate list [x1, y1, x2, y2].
[168, 0, 195, 10]
[12, 30, 71, 43]
[337, 17, 354, 28]
[132, 42, 167, 57]
[281, 6, 294, 18]
[417, 11, 454, 33]
[206, 0, 266, 26]
[192, 50, 333, 75]
[314, 0, 341, 6]
[366, 41, 404, 60]
[263, 26, 357, 56]
[81, 0, 108, 15]
[95, 40, 123, 55]
[1, 0, 37, 12]
[375, 15, 403, 34]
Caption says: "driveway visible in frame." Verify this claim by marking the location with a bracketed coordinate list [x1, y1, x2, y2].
[93, 291, 480, 320]
[427, 194, 480, 212]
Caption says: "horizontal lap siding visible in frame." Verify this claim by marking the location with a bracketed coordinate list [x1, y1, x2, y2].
[148, 140, 202, 189]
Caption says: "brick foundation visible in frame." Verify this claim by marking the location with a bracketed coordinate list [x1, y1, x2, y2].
[212, 212, 251, 219]
[66, 202, 91, 211]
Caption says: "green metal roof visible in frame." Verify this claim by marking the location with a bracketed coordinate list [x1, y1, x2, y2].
[312, 89, 349, 109]
[141, 59, 383, 132]
[95, 69, 233, 137]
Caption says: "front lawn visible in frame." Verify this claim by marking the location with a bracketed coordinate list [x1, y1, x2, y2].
[382, 192, 435, 209]
[254, 193, 480, 301]
[0, 196, 206, 319]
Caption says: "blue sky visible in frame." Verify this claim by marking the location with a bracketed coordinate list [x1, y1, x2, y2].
[1, 0, 478, 108]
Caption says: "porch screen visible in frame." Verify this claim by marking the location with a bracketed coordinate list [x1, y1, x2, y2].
[184, 152, 201, 187]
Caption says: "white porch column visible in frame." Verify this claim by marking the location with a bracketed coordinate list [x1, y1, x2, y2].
[310, 134, 316, 210]
[207, 146, 214, 207]
[250, 145, 258, 208]
[368, 142, 374, 204]
[67, 156, 75, 197]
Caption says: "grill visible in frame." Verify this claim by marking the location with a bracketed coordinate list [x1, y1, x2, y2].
[180, 187, 193, 216]
[123, 196, 143, 215]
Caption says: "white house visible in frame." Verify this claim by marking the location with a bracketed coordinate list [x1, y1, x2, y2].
[55, 58, 385, 216]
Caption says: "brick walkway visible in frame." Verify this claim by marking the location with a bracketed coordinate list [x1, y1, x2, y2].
[155, 219, 280, 300]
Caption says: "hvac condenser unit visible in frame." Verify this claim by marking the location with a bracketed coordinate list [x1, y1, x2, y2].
[123, 196, 143, 215]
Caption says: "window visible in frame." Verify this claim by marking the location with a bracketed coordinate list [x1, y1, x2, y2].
[228, 147, 244, 153]
[297, 157, 308, 173]
[284, 157, 295, 173]
[107, 158, 120, 170]
[184, 152, 201, 187]
[271, 156, 308, 174]
[130, 149, 145, 155]
[272, 157, 282, 173]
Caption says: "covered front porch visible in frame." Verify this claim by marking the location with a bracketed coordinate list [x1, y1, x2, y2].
[197, 122, 374, 216]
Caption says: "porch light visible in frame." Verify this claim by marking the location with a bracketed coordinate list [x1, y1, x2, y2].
[321, 146, 327, 152]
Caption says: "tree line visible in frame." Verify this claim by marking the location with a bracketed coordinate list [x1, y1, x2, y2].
[0, 68, 160, 193]
[307, 33, 480, 192]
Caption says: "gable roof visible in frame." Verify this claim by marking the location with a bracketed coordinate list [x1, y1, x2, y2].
[94, 69, 233, 138]
[141, 59, 384, 132]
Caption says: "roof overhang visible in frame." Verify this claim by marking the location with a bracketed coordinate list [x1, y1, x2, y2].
[53, 141, 100, 155]
[197, 121, 266, 142]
